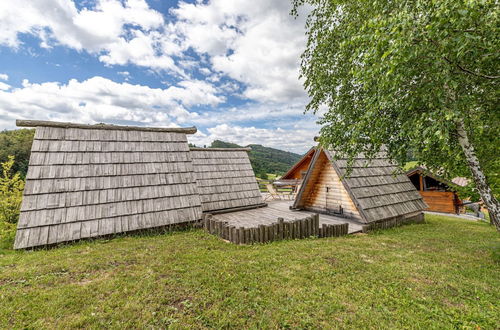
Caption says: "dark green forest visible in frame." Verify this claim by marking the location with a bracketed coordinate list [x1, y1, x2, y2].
[210, 140, 302, 177]
[0, 129, 34, 177]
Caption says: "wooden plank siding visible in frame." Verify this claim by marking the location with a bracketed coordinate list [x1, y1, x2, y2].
[281, 147, 315, 180]
[420, 191, 458, 214]
[304, 153, 362, 220]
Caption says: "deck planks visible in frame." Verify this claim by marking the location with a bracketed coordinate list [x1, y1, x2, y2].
[212, 200, 363, 234]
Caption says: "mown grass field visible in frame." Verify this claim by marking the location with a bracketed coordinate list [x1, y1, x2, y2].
[1, 214, 499, 329]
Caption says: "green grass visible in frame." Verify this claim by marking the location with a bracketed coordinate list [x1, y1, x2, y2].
[1, 214, 499, 329]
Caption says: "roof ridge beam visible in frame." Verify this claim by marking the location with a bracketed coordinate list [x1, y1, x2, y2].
[16, 119, 197, 134]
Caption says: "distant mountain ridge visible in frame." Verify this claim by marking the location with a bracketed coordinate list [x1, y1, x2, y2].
[209, 140, 303, 177]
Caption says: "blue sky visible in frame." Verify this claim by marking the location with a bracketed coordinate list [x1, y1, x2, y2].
[0, 0, 318, 153]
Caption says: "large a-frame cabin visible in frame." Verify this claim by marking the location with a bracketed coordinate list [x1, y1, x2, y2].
[293, 149, 427, 229]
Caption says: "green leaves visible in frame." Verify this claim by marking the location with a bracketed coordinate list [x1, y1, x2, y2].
[294, 0, 499, 197]
[0, 156, 25, 224]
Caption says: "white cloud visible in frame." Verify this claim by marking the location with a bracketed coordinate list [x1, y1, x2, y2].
[0, 1, 319, 153]
[0, 73, 8, 81]
[0, 82, 11, 91]
[0, 0, 180, 72]
[0, 0, 308, 101]
[0, 76, 224, 129]
[172, 0, 308, 103]
[188, 123, 317, 153]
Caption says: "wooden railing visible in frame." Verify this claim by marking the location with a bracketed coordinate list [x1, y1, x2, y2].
[203, 213, 348, 244]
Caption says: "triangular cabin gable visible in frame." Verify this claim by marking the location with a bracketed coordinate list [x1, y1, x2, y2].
[293, 149, 363, 221]
[294, 148, 427, 224]
[281, 147, 316, 181]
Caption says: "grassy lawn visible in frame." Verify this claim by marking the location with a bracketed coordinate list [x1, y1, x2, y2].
[1, 214, 499, 329]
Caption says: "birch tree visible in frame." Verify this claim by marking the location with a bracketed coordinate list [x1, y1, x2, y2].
[293, 0, 500, 229]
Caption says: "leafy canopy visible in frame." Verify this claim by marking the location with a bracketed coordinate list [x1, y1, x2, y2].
[293, 0, 499, 197]
[0, 129, 35, 178]
[0, 156, 25, 224]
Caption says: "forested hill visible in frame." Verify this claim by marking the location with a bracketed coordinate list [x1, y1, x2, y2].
[210, 140, 303, 177]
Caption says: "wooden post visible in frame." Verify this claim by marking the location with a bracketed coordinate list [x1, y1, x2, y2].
[238, 227, 245, 244]
[233, 227, 239, 244]
[314, 214, 320, 237]
[278, 218, 284, 240]
[322, 224, 327, 237]
[244, 229, 250, 244]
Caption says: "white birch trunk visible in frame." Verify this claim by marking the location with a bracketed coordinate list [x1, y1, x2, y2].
[456, 119, 500, 231]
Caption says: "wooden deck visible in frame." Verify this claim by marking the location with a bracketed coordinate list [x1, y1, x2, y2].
[211, 200, 364, 234]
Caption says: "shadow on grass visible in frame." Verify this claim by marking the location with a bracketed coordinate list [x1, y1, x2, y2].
[1, 220, 203, 252]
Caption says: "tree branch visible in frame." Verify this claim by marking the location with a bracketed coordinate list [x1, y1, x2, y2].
[443, 56, 500, 80]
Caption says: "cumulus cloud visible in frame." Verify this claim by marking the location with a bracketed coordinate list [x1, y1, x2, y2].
[188, 123, 317, 153]
[0, 76, 224, 129]
[0, 0, 308, 102]
[0, 73, 8, 81]
[0, 0, 181, 72]
[0, 0, 319, 152]
[172, 0, 308, 103]
[0, 82, 11, 91]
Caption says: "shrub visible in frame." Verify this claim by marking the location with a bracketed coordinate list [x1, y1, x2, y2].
[0, 156, 25, 224]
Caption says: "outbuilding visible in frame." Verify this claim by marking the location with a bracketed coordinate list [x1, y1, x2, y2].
[293, 148, 427, 229]
[406, 167, 462, 214]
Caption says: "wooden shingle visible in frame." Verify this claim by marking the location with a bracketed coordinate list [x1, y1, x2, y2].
[190, 148, 265, 212]
[14, 120, 202, 249]
[293, 149, 426, 224]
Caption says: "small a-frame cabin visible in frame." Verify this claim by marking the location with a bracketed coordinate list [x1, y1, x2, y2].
[293, 149, 427, 229]
[406, 167, 461, 214]
[280, 147, 316, 182]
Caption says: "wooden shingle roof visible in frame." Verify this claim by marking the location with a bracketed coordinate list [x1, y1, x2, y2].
[294, 149, 426, 223]
[190, 148, 265, 212]
[14, 120, 202, 249]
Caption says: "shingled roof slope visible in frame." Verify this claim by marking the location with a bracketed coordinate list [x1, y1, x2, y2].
[326, 150, 426, 223]
[190, 148, 264, 212]
[293, 148, 426, 223]
[14, 121, 202, 249]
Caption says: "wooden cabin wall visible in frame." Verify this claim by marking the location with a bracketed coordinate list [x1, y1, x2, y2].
[295, 152, 326, 208]
[289, 157, 313, 179]
[420, 191, 459, 214]
[283, 154, 314, 180]
[304, 154, 361, 220]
